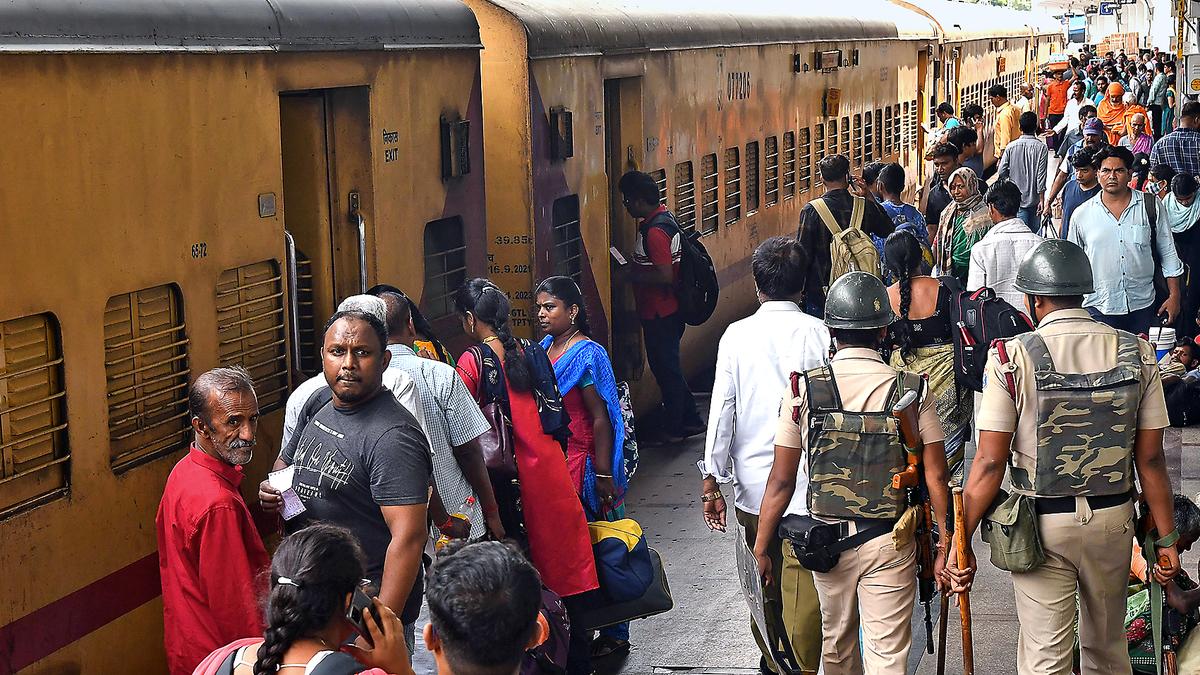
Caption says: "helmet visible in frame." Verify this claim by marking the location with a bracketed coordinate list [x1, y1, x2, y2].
[824, 272, 896, 329]
[1013, 239, 1095, 296]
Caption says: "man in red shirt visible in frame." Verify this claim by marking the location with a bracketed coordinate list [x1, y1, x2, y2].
[156, 367, 269, 674]
[1046, 69, 1076, 151]
[619, 170, 705, 442]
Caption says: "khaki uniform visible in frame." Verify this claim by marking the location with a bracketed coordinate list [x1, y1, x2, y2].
[776, 347, 945, 675]
[977, 308, 1169, 675]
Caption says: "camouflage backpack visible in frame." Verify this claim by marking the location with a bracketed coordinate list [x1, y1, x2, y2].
[793, 365, 923, 520]
[811, 196, 883, 290]
[995, 330, 1143, 497]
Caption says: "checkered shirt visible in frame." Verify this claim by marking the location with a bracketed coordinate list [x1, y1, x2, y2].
[1150, 128, 1200, 178]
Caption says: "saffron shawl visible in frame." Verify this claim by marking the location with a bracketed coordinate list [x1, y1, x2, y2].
[539, 336, 628, 514]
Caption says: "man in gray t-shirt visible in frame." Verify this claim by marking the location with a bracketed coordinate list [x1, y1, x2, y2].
[262, 309, 432, 637]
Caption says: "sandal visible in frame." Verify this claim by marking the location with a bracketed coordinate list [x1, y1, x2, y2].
[590, 636, 631, 659]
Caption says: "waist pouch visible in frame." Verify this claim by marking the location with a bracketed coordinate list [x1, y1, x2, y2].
[980, 490, 1045, 573]
[778, 514, 894, 573]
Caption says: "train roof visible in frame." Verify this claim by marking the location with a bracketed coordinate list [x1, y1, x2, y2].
[484, 0, 938, 59]
[0, 0, 481, 53]
[892, 0, 1062, 41]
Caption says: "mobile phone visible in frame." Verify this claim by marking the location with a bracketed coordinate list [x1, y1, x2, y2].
[609, 246, 628, 266]
[346, 579, 381, 646]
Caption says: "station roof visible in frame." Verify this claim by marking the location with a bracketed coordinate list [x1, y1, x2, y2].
[892, 0, 1061, 41]
[485, 0, 938, 59]
[0, 0, 481, 53]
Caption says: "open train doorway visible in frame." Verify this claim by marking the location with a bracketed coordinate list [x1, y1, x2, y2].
[604, 76, 645, 383]
[279, 88, 373, 384]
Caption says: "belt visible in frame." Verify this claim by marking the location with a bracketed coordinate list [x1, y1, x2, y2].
[830, 519, 898, 539]
[1033, 492, 1133, 515]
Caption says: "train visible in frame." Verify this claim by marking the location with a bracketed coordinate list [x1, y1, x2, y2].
[0, 1, 1060, 672]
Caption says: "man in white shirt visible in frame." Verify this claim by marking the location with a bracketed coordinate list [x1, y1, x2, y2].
[969, 180, 1044, 308]
[280, 295, 420, 448]
[699, 236, 829, 675]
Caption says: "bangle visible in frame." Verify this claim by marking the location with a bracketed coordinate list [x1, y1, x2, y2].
[700, 491, 725, 503]
[595, 473, 614, 479]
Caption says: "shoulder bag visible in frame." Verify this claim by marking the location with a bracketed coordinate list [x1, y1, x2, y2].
[464, 345, 518, 478]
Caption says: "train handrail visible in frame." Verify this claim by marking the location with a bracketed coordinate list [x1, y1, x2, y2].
[284, 231, 303, 375]
[356, 213, 368, 293]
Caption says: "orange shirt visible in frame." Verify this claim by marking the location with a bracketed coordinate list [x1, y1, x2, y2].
[1047, 78, 1073, 115]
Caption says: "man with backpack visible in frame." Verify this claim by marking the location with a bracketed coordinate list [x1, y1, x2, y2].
[968, 181, 1043, 308]
[618, 170, 706, 442]
[797, 155, 895, 317]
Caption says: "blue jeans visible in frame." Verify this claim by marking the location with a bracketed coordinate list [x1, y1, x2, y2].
[1018, 205, 1040, 232]
[1087, 304, 1159, 336]
[641, 314, 701, 430]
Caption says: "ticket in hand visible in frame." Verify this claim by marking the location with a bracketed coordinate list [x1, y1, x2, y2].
[267, 465, 307, 520]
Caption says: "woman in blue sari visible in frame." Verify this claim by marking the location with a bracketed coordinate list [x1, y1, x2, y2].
[536, 276, 632, 658]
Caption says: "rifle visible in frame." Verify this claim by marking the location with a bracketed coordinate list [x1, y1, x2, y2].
[891, 390, 936, 655]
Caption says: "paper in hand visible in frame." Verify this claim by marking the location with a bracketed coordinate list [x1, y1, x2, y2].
[267, 465, 306, 521]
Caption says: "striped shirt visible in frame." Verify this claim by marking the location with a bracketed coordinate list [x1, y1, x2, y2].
[386, 344, 491, 539]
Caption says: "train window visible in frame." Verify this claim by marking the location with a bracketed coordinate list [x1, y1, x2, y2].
[813, 126, 824, 190]
[0, 313, 69, 517]
[908, 100, 918, 151]
[551, 196, 583, 281]
[700, 153, 719, 234]
[723, 147, 741, 225]
[745, 142, 760, 214]
[854, 114, 864, 166]
[423, 216, 467, 320]
[826, 119, 837, 162]
[875, 110, 884, 161]
[215, 260, 288, 413]
[649, 169, 668, 207]
[862, 113, 872, 164]
[674, 161, 697, 232]
[884, 107, 893, 156]
[840, 116, 850, 159]
[783, 132, 798, 199]
[104, 283, 191, 472]
[795, 129, 809, 194]
[764, 136, 779, 207]
[892, 104, 901, 156]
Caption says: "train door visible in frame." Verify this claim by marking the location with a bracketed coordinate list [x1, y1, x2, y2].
[603, 76, 645, 382]
[279, 88, 374, 382]
[916, 47, 930, 184]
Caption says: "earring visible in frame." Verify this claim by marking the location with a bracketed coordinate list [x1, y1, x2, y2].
[570, 313, 577, 325]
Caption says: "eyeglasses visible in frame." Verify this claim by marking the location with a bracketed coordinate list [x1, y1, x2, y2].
[1097, 167, 1130, 176]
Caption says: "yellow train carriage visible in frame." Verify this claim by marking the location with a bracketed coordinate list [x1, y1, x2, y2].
[0, 2, 484, 672]
[469, 0, 937, 405]
[897, 0, 1064, 169]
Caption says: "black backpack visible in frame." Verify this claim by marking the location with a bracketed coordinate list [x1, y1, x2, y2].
[644, 212, 719, 326]
[940, 276, 1035, 392]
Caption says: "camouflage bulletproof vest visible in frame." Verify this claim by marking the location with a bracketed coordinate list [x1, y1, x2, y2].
[1008, 330, 1142, 497]
[802, 366, 922, 521]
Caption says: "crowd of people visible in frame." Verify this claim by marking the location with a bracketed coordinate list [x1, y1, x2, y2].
[151, 45, 1200, 675]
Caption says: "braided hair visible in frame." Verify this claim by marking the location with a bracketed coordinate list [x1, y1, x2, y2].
[454, 278, 532, 391]
[254, 525, 365, 675]
[883, 230, 923, 361]
[534, 276, 592, 337]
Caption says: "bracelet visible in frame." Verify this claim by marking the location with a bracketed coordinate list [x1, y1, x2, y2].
[700, 491, 725, 503]
[1157, 529, 1181, 548]
[595, 473, 614, 479]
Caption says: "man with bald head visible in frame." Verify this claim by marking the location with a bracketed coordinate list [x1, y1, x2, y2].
[263, 309, 433, 656]
[157, 367, 269, 674]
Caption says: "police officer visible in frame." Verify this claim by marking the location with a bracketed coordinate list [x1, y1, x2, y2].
[754, 272, 952, 675]
[951, 239, 1180, 675]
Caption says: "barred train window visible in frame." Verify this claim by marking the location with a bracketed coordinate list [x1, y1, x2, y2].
[649, 169, 667, 205]
[863, 113, 873, 164]
[826, 119, 837, 165]
[423, 216, 467, 320]
[783, 132, 798, 198]
[892, 104, 901, 156]
[216, 261, 288, 413]
[674, 161, 696, 232]
[551, 196, 583, 281]
[723, 147, 741, 225]
[796, 129, 810, 194]
[814, 125, 825, 189]
[884, 107, 893, 156]
[0, 313, 69, 517]
[745, 142, 760, 214]
[853, 113, 863, 166]
[908, 100, 918, 150]
[764, 137, 779, 207]
[105, 284, 190, 471]
[700, 154, 719, 234]
[840, 116, 850, 159]
[875, 109, 884, 160]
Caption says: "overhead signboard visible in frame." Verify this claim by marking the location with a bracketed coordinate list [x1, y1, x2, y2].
[1099, 1, 1118, 14]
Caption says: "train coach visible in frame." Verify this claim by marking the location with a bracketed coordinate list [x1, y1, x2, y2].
[0, 1, 485, 672]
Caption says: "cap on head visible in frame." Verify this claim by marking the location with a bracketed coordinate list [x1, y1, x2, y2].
[1013, 239, 1095, 296]
[823, 272, 896, 329]
[337, 295, 387, 324]
[1083, 118, 1106, 136]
